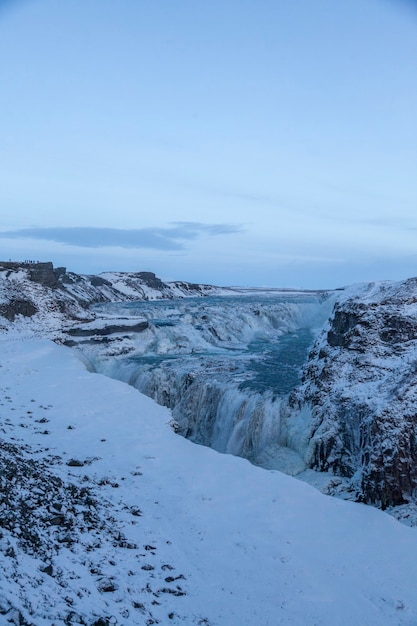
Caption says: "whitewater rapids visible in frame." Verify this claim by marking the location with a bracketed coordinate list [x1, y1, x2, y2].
[75, 291, 336, 475]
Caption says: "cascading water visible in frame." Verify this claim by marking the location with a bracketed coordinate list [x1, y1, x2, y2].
[75, 291, 335, 474]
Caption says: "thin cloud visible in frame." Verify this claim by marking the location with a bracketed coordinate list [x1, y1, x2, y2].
[171, 222, 243, 236]
[0, 223, 243, 251]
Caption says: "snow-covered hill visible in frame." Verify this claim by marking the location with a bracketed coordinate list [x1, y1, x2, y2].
[1, 338, 417, 625]
[0, 261, 232, 338]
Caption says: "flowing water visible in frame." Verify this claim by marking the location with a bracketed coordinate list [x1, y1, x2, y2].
[80, 291, 335, 472]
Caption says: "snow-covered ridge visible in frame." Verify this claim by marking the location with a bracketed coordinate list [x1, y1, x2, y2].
[0, 261, 235, 338]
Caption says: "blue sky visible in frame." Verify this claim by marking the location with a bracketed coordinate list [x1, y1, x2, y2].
[0, 0, 416, 288]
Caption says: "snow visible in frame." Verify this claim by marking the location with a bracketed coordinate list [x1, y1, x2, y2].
[1, 336, 417, 625]
[99, 273, 158, 299]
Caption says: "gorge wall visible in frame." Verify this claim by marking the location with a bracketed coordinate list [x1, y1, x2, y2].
[280, 278, 417, 507]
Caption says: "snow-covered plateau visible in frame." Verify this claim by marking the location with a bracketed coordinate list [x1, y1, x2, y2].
[1, 261, 417, 625]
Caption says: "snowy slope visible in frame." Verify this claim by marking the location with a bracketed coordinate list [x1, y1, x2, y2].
[1, 337, 417, 625]
[0, 264, 94, 339]
[0, 262, 233, 341]
[0, 262, 232, 313]
[98, 272, 232, 300]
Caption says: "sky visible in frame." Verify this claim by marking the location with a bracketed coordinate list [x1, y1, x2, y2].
[0, 0, 416, 288]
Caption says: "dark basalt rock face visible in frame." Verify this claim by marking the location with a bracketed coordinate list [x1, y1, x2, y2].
[172, 281, 204, 292]
[0, 298, 38, 321]
[88, 275, 112, 288]
[327, 309, 361, 348]
[135, 271, 165, 290]
[281, 279, 417, 507]
[170, 280, 215, 295]
[28, 262, 66, 288]
[379, 314, 417, 344]
[66, 321, 149, 337]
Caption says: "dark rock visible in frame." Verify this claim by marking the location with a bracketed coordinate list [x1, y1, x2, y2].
[64, 611, 87, 625]
[66, 459, 85, 467]
[282, 278, 417, 507]
[379, 315, 417, 344]
[98, 578, 118, 593]
[159, 587, 186, 596]
[66, 321, 149, 337]
[130, 506, 142, 516]
[28, 262, 66, 288]
[41, 564, 54, 576]
[0, 299, 37, 321]
[136, 271, 165, 289]
[88, 276, 112, 287]
[327, 309, 361, 348]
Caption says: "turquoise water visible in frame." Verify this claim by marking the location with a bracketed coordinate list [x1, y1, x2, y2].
[240, 328, 314, 396]
[96, 292, 324, 399]
[90, 293, 333, 462]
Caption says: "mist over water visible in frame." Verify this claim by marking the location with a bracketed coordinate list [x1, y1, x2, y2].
[87, 292, 335, 472]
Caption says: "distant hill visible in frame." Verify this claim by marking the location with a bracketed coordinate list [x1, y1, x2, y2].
[0, 260, 232, 337]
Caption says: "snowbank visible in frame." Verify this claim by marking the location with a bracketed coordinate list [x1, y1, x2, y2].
[0, 337, 417, 625]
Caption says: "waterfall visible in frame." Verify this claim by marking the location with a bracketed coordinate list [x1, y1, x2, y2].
[76, 292, 335, 473]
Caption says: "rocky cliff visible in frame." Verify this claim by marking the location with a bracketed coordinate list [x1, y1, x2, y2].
[0, 261, 230, 337]
[280, 278, 417, 508]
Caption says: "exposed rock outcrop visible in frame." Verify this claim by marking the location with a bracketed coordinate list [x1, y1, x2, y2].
[135, 271, 166, 290]
[28, 262, 66, 288]
[66, 320, 149, 337]
[281, 278, 417, 507]
[0, 298, 38, 321]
